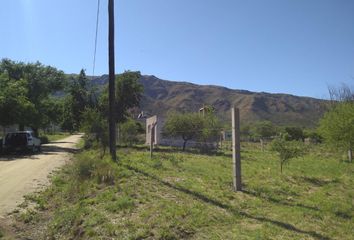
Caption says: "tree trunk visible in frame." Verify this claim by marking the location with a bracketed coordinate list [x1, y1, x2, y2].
[32, 128, 39, 138]
[182, 140, 187, 151]
[280, 161, 283, 173]
[349, 148, 352, 163]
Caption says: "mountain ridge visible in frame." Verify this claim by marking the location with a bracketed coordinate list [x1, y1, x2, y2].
[91, 74, 328, 127]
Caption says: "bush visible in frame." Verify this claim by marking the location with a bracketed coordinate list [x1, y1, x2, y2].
[270, 138, 306, 173]
[74, 153, 96, 179]
[119, 118, 144, 146]
[39, 136, 49, 144]
[92, 159, 119, 184]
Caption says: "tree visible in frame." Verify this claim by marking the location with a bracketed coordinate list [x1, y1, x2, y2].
[100, 71, 143, 124]
[251, 121, 276, 140]
[251, 121, 276, 150]
[284, 127, 305, 141]
[318, 102, 354, 162]
[119, 118, 144, 146]
[80, 107, 108, 156]
[270, 138, 305, 173]
[61, 69, 96, 131]
[163, 112, 205, 151]
[0, 73, 35, 128]
[0, 59, 66, 135]
[198, 112, 222, 152]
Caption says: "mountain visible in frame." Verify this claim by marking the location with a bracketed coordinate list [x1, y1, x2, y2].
[92, 74, 328, 127]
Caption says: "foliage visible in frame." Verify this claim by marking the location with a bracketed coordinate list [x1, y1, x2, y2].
[270, 138, 306, 173]
[163, 112, 221, 151]
[100, 71, 143, 123]
[283, 126, 305, 141]
[9, 144, 354, 239]
[251, 121, 276, 140]
[61, 69, 96, 131]
[0, 59, 66, 135]
[0, 73, 35, 127]
[80, 108, 108, 155]
[304, 129, 323, 143]
[119, 118, 144, 146]
[318, 102, 354, 161]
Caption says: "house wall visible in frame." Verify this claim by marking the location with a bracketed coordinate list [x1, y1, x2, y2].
[145, 115, 159, 145]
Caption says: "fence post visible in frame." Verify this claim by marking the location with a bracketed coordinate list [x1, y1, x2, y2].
[232, 107, 242, 191]
[150, 122, 157, 159]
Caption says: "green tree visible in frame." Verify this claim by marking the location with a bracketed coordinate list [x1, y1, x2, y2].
[270, 138, 306, 173]
[198, 112, 222, 151]
[80, 108, 108, 156]
[61, 69, 96, 131]
[0, 59, 65, 135]
[284, 127, 305, 141]
[0, 73, 35, 128]
[119, 118, 144, 146]
[251, 121, 276, 140]
[163, 112, 203, 151]
[318, 102, 354, 162]
[100, 71, 143, 124]
[163, 112, 208, 151]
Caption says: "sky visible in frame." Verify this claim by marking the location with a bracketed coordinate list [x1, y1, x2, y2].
[0, 0, 354, 98]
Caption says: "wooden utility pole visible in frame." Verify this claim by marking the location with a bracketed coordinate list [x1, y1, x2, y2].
[231, 107, 242, 191]
[108, 0, 116, 161]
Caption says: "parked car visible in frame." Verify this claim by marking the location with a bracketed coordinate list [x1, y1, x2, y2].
[0, 137, 2, 154]
[2, 131, 41, 153]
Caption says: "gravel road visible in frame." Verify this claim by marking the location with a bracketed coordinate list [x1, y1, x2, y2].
[0, 134, 82, 218]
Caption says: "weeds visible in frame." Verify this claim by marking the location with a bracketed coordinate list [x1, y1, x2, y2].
[9, 143, 354, 239]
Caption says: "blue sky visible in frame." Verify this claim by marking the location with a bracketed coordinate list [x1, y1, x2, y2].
[1, 0, 353, 98]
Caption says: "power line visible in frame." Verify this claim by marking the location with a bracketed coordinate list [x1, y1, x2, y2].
[92, 0, 100, 77]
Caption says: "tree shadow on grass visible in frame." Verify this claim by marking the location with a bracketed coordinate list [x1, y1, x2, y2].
[242, 189, 320, 212]
[124, 164, 331, 240]
[293, 176, 339, 187]
[119, 145, 233, 157]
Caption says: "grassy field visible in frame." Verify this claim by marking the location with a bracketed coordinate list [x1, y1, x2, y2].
[4, 143, 353, 239]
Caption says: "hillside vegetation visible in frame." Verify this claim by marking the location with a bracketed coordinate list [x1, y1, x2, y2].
[92, 75, 328, 127]
[6, 143, 353, 239]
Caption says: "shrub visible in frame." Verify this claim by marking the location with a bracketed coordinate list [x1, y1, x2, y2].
[39, 136, 49, 144]
[270, 138, 306, 173]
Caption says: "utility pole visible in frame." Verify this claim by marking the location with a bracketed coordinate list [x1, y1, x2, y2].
[231, 107, 242, 191]
[108, 0, 116, 161]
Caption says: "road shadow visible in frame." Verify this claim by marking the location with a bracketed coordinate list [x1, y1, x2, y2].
[124, 164, 331, 240]
[45, 141, 74, 144]
[0, 145, 80, 161]
[40, 145, 81, 155]
[0, 152, 40, 161]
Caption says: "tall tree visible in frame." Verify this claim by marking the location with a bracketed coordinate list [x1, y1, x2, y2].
[0, 73, 35, 128]
[163, 112, 205, 151]
[318, 102, 354, 162]
[61, 69, 95, 131]
[100, 71, 143, 123]
[0, 59, 65, 134]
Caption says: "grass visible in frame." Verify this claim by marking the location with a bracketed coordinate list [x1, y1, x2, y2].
[44, 132, 70, 142]
[7, 143, 354, 239]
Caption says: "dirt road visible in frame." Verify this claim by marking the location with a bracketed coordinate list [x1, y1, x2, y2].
[0, 134, 82, 217]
